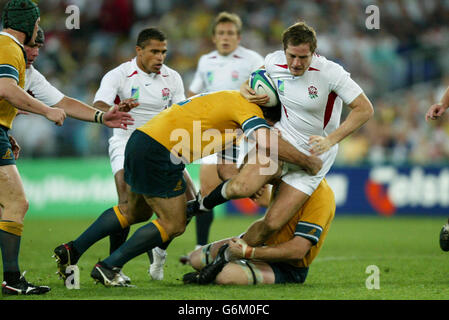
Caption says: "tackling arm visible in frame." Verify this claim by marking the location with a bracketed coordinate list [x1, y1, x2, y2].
[254, 127, 322, 175]
[227, 236, 312, 262]
[0, 78, 65, 125]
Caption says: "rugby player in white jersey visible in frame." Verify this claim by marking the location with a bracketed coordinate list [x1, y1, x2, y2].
[196, 21, 373, 265]
[89, 27, 192, 282]
[187, 12, 266, 250]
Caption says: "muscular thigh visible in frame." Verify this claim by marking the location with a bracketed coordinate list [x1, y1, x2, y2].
[215, 260, 275, 285]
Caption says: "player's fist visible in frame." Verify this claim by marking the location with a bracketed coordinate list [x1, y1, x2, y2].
[45, 107, 66, 126]
[425, 103, 447, 121]
[240, 81, 269, 105]
[305, 155, 322, 176]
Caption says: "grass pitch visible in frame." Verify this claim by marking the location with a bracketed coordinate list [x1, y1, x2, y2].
[2, 215, 448, 301]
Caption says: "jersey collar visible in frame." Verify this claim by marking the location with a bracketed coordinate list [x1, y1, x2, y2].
[133, 57, 162, 79]
[0, 31, 24, 48]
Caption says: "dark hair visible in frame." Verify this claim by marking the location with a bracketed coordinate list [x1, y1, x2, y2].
[211, 11, 242, 35]
[282, 21, 317, 53]
[261, 106, 281, 123]
[136, 27, 166, 48]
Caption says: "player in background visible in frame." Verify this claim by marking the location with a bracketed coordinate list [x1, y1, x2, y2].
[52, 90, 322, 287]
[187, 11, 266, 252]
[79, 27, 191, 282]
[425, 85, 449, 252]
[182, 178, 335, 285]
[197, 21, 373, 254]
[0, 0, 64, 295]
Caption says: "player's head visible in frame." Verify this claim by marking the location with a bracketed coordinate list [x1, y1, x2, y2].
[211, 12, 241, 56]
[136, 27, 167, 74]
[260, 106, 281, 125]
[282, 21, 317, 76]
[24, 26, 43, 68]
[2, 0, 40, 46]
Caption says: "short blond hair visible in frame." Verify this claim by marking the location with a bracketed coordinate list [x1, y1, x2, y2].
[211, 11, 242, 35]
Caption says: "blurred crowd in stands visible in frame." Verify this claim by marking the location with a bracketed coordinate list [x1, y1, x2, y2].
[3, 0, 449, 166]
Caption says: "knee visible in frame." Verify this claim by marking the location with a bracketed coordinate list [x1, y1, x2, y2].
[227, 179, 254, 198]
[164, 219, 186, 239]
[215, 264, 241, 285]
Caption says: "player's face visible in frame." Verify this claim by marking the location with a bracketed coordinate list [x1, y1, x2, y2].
[136, 39, 167, 74]
[26, 17, 40, 46]
[24, 43, 42, 68]
[213, 22, 241, 56]
[285, 43, 313, 76]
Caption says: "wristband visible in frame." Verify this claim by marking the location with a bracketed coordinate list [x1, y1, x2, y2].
[94, 110, 105, 124]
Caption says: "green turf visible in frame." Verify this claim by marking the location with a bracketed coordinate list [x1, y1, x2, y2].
[1, 215, 448, 300]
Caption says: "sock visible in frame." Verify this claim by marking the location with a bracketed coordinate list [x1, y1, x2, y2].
[73, 206, 128, 256]
[103, 220, 168, 268]
[202, 180, 230, 210]
[109, 227, 130, 255]
[195, 209, 214, 246]
[0, 220, 23, 284]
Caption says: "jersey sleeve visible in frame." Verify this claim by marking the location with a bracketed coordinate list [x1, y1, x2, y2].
[232, 101, 270, 138]
[0, 48, 21, 84]
[25, 67, 64, 106]
[188, 57, 205, 94]
[94, 67, 122, 105]
[294, 180, 335, 245]
[172, 72, 186, 104]
[327, 62, 363, 105]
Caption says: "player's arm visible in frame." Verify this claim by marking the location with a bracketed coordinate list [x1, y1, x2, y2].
[0, 77, 65, 125]
[425, 85, 449, 121]
[309, 92, 373, 156]
[227, 236, 312, 262]
[253, 127, 322, 175]
[55, 97, 135, 129]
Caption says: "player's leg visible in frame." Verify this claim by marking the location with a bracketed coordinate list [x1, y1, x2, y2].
[440, 218, 449, 251]
[242, 181, 309, 247]
[201, 153, 281, 210]
[107, 136, 131, 255]
[196, 162, 221, 247]
[151, 169, 198, 280]
[98, 193, 187, 274]
[215, 261, 275, 285]
[0, 164, 50, 295]
[109, 169, 130, 254]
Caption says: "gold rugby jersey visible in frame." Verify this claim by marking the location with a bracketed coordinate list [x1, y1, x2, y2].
[0, 32, 26, 129]
[138, 90, 270, 163]
[265, 178, 336, 268]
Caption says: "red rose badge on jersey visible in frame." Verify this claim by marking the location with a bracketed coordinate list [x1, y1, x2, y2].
[308, 85, 318, 99]
[162, 88, 170, 101]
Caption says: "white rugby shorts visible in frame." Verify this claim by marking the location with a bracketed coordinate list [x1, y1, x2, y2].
[108, 134, 129, 176]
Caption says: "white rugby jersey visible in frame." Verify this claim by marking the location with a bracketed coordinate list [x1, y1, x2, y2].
[189, 46, 264, 93]
[25, 66, 65, 107]
[265, 50, 363, 150]
[94, 57, 186, 137]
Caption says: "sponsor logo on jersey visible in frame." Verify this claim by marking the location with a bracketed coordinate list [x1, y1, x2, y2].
[207, 71, 214, 85]
[162, 88, 171, 101]
[308, 85, 318, 99]
[173, 179, 183, 191]
[131, 87, 140, 100]
[2, 149, 13, 160]
[277, 80, 284, 96]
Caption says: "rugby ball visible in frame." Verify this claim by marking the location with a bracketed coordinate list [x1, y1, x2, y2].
[249, 69, 279, 107]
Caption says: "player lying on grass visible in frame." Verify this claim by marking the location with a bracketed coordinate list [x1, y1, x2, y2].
[182, 178, 335, 285]
[53, 90, 322, 287]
